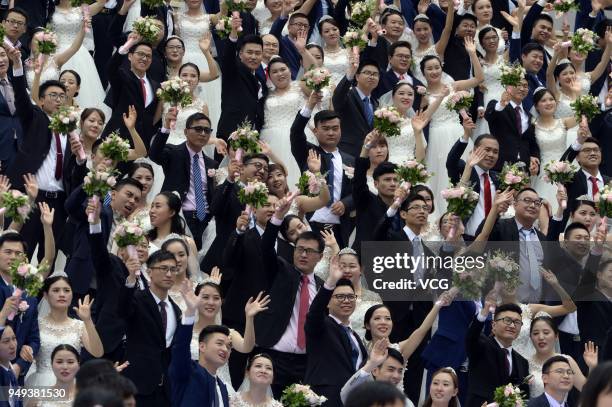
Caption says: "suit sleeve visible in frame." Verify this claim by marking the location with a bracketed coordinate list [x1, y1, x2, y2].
[520, 2, 543, 45]
[221, 38, 239, 76]
[270, 16, 289, 44]
[210, 180, 236, 218]
[10, 73, 34, 129]
[107, 49, 126, 107]
[373, 212, 394, 241]
[289, 111, 312, 172]
[509, 37, 522, 64]
[109, 13, 128, 48]
[148, 130, 171, 165]
[465, 314, 487, 362]
[446, 140, 468, 185]
[332, 76, 352, 113]
[353, 157, 371, 210]
[527, 129, 540, 159]
[305, 285, 334, 337]
[261, 221, 281, 284]
[64, 186, 88, 223]
[117, 283, 137, 321]
[221, 230, 243, 278]
[169, 323, 194, 383]
[15, 303, 40, 377]
[333, 0, 350, 33]
[88, 231, 114, 284]
[426, 3, 446, 41]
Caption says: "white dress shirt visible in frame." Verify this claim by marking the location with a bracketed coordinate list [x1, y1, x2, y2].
[329, 314, 364, 369]
[582, 169, 604, 200]
[495, 99, 528, 135]
[36, 129, 67, 192]
[182, 145, 209, 212]
[465, 165, 497, 236]
[310, 149, 343, 225]
[149, 291, 177, 348]
[494, 337, 513, 374]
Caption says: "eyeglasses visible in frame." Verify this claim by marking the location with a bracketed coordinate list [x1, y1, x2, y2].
[149, 265, 180, 274]
[4, 19, 25, 27]
[359, 70, 380, 78]
[133, 51, 152, 60]
[166, 45, 184, 51]
[581, 147, 601, 154]
[188, 126, 213, 134]
[494, 317, 523, 327]
[548, 368, 575, 376]
[247, 162, 268, 172]
[291, 22, 309, 28]
[332, 294, 357, 302]
[46, 92, 66, 101]
[295, 246, 321, 256]
[517, 198, 543, 207]
[394, 54, 412, 60]
[406, 205, 429, 212]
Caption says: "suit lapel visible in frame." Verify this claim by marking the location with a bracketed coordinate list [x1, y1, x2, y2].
[182, 144, 191, 190]
[350, 88, 368, 123]
[143, 290, 165, 343]
[333, 319, 357, 371]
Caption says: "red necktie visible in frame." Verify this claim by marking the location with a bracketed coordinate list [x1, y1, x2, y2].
[399, 73, 406, 80]
[590, 176, 599, 198]
[140, 78, 147, 105]
[514, 105, 523, 135]
[54, 132, 63, 180]
[483, 172, 492, 217]
[296, 275, 310, 349]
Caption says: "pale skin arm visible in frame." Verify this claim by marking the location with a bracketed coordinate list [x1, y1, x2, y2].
[546, 46, 563, 100]
[198, 33, 220, 82]
[54, 18, 90, 68]
[588, 29, 612, 84]
[87, 0, 108, 16]
[258, 140, 286, 172]
[459, 119, 479, 186]
[528, 269, 577, 317]
[75, 296, 105, 358]
[228, 292, 271, 353]
[434, 0, 455, 57]
[40, 202, 56, 278]
[454, 37, 485, 91]
[31, 62, 42, 104]
[411, 110, 430, 162]
[398, 301, 444, 358]
[122, 106, 147, 161]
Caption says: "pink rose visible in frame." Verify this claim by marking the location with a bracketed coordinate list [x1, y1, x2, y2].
[207, 169, 216, 177]
[406, 160, 418, 169]
[419, 169, 428, 177]
[18, 301, 29, 313]
[607, 194, 612, 203]
[17, 205, 30, 217]
[11, 190, 21, 198]
[17, 264, 29, 277]
[244, 185, 255, 194]
[107, 176, 117, 187]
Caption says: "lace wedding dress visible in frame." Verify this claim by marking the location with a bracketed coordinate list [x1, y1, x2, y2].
[512, 303, 535, 360]
[475, 57, 505, 136]
[323, 48, 349, 85]
[50, 7, 107, 111]
[230, 393, 282, 407]
[532, 119, 568, 206]
[555, 72, 589, 148]
[25, 317, 85, 387]
[388, 118, 426, 164]
[26, 58, 61, 91]
[260, 82, 306, 186]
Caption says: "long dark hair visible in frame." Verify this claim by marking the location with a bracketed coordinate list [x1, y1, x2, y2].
[363, 304, 390, 341]
[422, 367, 460, 407]
[148, 192, 186, 240]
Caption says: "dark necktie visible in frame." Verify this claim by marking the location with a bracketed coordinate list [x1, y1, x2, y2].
[159, 301, 167, 342]
[343, 325, 359, 370]
[503, 348, 511, 376]
[0, 79, 16, 115]
[322, 152, 334, 207]
[514, 105, 523, 136]
[362, 96, 374, 127]
[192, 153, 207, 221]
[297, 275, 309, 349]
[54, 132, 63, 180]
[140, 78, 147, 105]
[590, 176, 599, 198]
[482, 172, 492, 217]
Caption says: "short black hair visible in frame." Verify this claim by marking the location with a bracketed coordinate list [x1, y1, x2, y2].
[580, 137, 601, 148]
[542, 355, 570, 374]
[289, 12, 309, 24]
[385, 347, 405, 367]
[0, 232, 27, 253]
[313, 109, 340, 126]
[113, 177, 144, 193]
[243, 153, 269, 165]
[474, 133, 499, 148]
[521, 42, 545, 57]
[515, 187, 538, 200]
[128, 42, 153, 53]
[186, 112, 211, 129]
[39, 80, 66, 98]
[239, 34, 263, 50]
[388, 41, 411, 57]
[399, 192, 426, 212]
[146, 249, 177, 268]
[357, 59, 380, 75]
[455, 12, 477, 26]
[372, 162, 397, 180]
[73, 387, 123, 407]
[51, 344, 80, 364]
[344, 381, 405, 407]
[5, 7, 28, 23]
[295, 231, 325, 253]
[380, 8, 402, 25]
[534, 13, 554, 27]
[75, 359, 118, 391]
[564, 222, 590, 239]
[494, 303, 522, 318]
[335, 278, 355, 292]
[198, 324, 231, 343]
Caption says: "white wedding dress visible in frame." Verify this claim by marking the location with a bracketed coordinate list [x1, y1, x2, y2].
[26, 57, 61, 91]
[387, 118, 426, 164]
[230, 393, 282, 407]
[532, 119, 568, 206]
[475, 57, 505, 137]
[323, 48, 349, 85]
[25, 317, 85, 387]
[555, 72, 590, 148]
[178, 12, 222, 129]
[512, 303, 536, 360]
[260, 82, 306, 187]
[50, 7, 108, 112]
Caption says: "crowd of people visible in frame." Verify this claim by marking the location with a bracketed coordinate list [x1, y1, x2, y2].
[0, 0, 611, 405]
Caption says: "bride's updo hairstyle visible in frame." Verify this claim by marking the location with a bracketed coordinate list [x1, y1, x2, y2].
[42, 275, 72, 295]
[161, 237, 191, 278]
[148, 191, 186, 241]
[529, 313, 559, 336]
[420, 55, 442, 75]
[179, 62, 201, 78]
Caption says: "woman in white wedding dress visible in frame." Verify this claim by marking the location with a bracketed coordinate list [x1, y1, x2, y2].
[26, 276, 104, 387]
[161, 237, 207, 309]
[471, 0, 506, 55]
[530, 88, 578, 206]
[259, 57, 307, 187]
[127, 161, 156, 232]
[527, 315, 598, 397]
[318, 17, 349, 85]
[231, 354, 282, 407]
[28, 345, 79, 407]
[422, 38, 484, 220]
[48, 0, 108, 112]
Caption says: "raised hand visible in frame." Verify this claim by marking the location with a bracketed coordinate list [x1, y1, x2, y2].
[209, 266, 222, 285]
[327, 255, 344, 285]
[529, 156, 540, 176]
[244, 291, 271, 318]
[307, 90, 323, 109]
[73, 295, 95, 321]
[199, 32, 212, 52]
[230, 15, 243, 37]
[437, 289, 457, 307]
[39, 202, 54, 227]
[114, 361, 130, 373]
[500, 90, 512, 108]
[540, 268, 559, 286]
[411, 110, 429, 132]
[86, 196, 101, 224]
[583, 341, 599, 370]
[493, 188, 513, 213]
[392, 183, 410, 209]
[6, 46, 22, 68]
[179, 279, 200, 312]
[23, 174, 38, 202]
[227, 159, 242, 182]
[307, 149, 322, 173]
[464, 36, 477, 54]
[468, 146, 487, 168]
[236, 211, 250, 232]
[347, 51, 359, 78]
[363, 130, 381, 149]
[368, 338, 389, 368]
[20, 345, 34, 363]
[294, 29, 307, 52]
[417, 0, 431, 14]
[214, 138, 228, 156]
[0, 175, 11, 195]
[164, 107, 178, 130]
[82, 17, 92, 32]
[273, 196, 293, 219]
[122, 105, 138, 130]
[320, 229, 337, 248]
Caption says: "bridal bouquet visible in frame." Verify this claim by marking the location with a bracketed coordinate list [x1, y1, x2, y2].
[0, 190, 32, 224]
[350, 0, 374, 26]
[498, 162, 529, 192]
[571, 94, 600, 126]
[598, 183, 612, 218]
[83, 168, 118, 222]
[229, 121, 261, 162]
[238, 181, 269, 217]
[487, 383, 526, 407]
[0, 25, 5, 45]
[570, 28, 598, 55]
[303, 66, 332, 92]
[500, 63, 526, 87]
[9, 258, 47, 299]
[543, 160, 578, 209]
[446, 91, 473, 120]
[119, 17, 160, 52]
[487, 250, 521, 291]
[342, 30, 367, 53]
[373, 106, 402, 138]
[281, 384, 327, 407]
[296, 171, 326, 197]
[214, 16, 233, 39]
[395, 160, 432, 185]
[48, 105, 80, 135]
[34, 28, 58, 55]
[452, 264, 487, 300]
[440, 184, 479, 239]
[114, 220, 145, 260]
[100, 132, 131, 163]
[552, 0, 579, 15]
[157, 78, 193, 107]
[225, 0, 248, 30]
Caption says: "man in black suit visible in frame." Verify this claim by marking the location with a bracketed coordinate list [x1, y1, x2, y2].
[520, 0, 553, 83]
[527, 355, 575, 407]
[1, 8, 29, 61]
[332, 57, 380, 158]
[305, 269, 367, 406]
[446, 125, 500, 238]
[589, 95, 611, 177]
[12, 0, 53, 47]
[149, 111, 219, 250]
[520, 43, 547, 111]
[102, 39, 160, 149]
[6, 48, 77, 261]
[485, 77, 540, 173]
[290, 92, 355, 248]
[443, 13, 477, 82]
[255, 197, 324, 398]
[216, 23, 268, 145]
[0, 44, 21, 171]
[119, 249, 181, 407]
[92, 0, 123, 88]
[465, 302, 530, 407]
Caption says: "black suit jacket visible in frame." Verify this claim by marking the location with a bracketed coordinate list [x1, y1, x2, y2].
[149, 131, 218, 205]
[332, 76, 378, 158]
[526, 392, 555, 407]
[577, 290, 612, 355]
[6, 73, 73, 190]
[589, 108, 611, 177]
[217, 38, 268, 140]
[485, 99, 539, 172]
[0, 83, 21, 171]
[465, 316, 530, 407]
[255, 221, 323, 348]
[119, 285, 181, 396]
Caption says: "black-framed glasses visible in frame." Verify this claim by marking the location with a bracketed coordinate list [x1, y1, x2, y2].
[581, 147, 601, 154]
[394, 54, 412, 60]
[406, 204, 429, 212]
[246, 162, 268, 172]
[291, 22, 309, 28]
[4, 19, 25, 27]
[149, 265, 180, 274]
[359, 70, 380, 78]
[517, 198, 543, 207]
[46, 92, 66, 101]
[547, 368, 575, 376]
[133, 51, 152, 60]
[332, 294, 357, 302]
[295, 246, 321, 256]
[188, 126, 213, 134]
[494, 317, 523, 327]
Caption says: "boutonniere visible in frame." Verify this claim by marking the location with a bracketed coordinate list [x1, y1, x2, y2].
[207, 168, 216, 178]
[342, 165, 354, 180]
[18, 300, 29, 318]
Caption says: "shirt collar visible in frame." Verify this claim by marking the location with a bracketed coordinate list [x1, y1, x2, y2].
[255, 224, 265, 236]
[509, 100, 522, 110]
[355, 86, 369, 100]
[494, 337, 513, 354]
[185, 143, 202, 159]
[329, 313, 351, 328]
[149, 289, 168, 304]
[402, 225, 419, 241]
[515, 218, 534, 233]
[474, 165, 488, 177]
[581, 169, 602, 183]
[544, 391, 565, 407]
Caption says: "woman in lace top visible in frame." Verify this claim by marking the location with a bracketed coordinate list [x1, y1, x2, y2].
[527, 315, 598, 397]
[230, 354, 282, 407]
[471, 0, 507, 55]
[256, 0, 283, 35]
[411, 7, 455, 85]
[26, 277, 103, 388]
[127, 162, 155, 232]
[28, 344, 80, 407]
[318, 18, 348, 85]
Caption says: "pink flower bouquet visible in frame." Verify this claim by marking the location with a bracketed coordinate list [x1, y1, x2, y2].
[303, 66, 332, 92]
[0, 190, 32, 224]
[570, 94, 601, 126]
[33, 28, 58, 74]
[373, 106, 402, 137]
[238, 181, 269, 217]
[487, 250, 521, 291]
[225, 0, 249, 31]
[597, 183, 612, 232]
[570, 28, 598, 55]
[498, 162, 529, 192]
[349, 0, 374, 27]
[440, 184, 479, 238]
[281, 383, 327, 406]
[49, 106, 86, 159]
[100, 132, 131, 163]
[83, 169, 118, 222]
[114, 220, 145, 260]
[120, 17, 161, 53]
[8, 258, 47, 319]
[296, 171, 326, 197]
[215, 16, 233, 39]
[500, 63, 526, 87]
[543, 160, 578, 209]
[445, 91, 473, 120]
[229, 120, 261, 163]
[342, 30, 367, 55]
[395, 160, 432, 185]
[452, 265, 487, 300]
[487, 383, 526, 407]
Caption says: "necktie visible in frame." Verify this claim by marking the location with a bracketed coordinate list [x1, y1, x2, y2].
[514, 105, 523, 135]
[213, 378, 221, 407]
[192, 153, 207, 221]
[398, 73, 406, 80]
[159, 301, 167, 340]
[363, 96, 374, 127]
[412, 236, 424, 282]
[0, 79, 16, 115]
[503, 348, 511, 376]
[322, 152, 335, 207]
[343, 325, 360, 370]
[140, 78, 147, 105]
[296, 275, 309, 349]
[482, 172, 492, 217]
[103, 192, 112, 207]
[54, 132, 63, 180]
[590, 176, 599, 198]
[521, 228, 540, 291]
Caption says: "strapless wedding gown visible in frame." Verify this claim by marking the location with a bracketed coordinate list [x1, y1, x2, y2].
[475, 57, 505, 136]
[178, 12, 221, 129]
[50, 7, 108, 112]
[323, 48, 350, 85]
[387, 117, 426, 164]
[532, 119, 568, 206]
[25, 317, 85, 387]
[260, 82, 306, 187]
